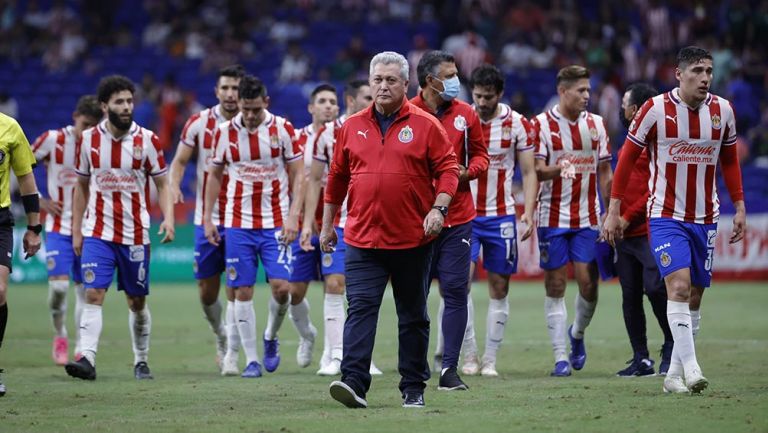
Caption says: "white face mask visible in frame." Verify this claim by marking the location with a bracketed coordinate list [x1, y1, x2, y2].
[431, 75, 461, 101]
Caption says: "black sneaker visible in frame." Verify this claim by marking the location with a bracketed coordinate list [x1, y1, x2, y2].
[65, 357, 96, 380]
[329, 380, 367, 408]
[438, 366, 468, 391]
[0, 369, 6, 396]
[616, 357, 655, 377]
[134, 362, 154, 380]
[658, 342, 673, 376]
[402, 392, 425, 408]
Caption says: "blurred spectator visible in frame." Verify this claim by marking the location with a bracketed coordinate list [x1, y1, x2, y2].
[407, 34, 430, 94]
[269, 17, 307, 46]
[748, 109, 768, 165]
[158, 75, 182, 151]
[329, 49, 356, 82]
[142, 15, 172, 50]
[454, 32, 488, 80]
[500, 36, 534, 72]
[279, 42, 311, 83]
[0, 91, 18, 118]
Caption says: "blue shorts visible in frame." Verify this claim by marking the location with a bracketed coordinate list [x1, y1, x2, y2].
[193, 225, 226, 279]
[289, 227, 346, 282]
[80, 237, 150, 296]
[648, 218, 717, 288]
[537, 227, 599, 270]
[471, 215, 518, 275]
[225, 228, 291, 287]
[45, 232, 82, 283]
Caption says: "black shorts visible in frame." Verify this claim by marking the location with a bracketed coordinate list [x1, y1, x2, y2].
[0, 225, 12, 272]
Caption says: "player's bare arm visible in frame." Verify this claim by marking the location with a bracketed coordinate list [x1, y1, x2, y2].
[518, 149, 538, 241]
[168, 143, 195, 204]
[283, 158, 304, 245]
[597, 160, 613, 226]
[18, 172, 41, 259]
[319, 202, 340, 253]
[203, 162, 223, 246]
[153, 174, 175, 243]
[71, 176, 89, 256]
[300, 159, 325, 251]
[534, 158, 564, 181]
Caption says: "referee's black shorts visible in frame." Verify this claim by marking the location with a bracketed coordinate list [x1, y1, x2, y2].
[0, 226, 12, 272]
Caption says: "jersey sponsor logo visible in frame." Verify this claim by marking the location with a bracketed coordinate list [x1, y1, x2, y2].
[322, 253, 333, 268]
[129, 245, 145, 262]
[47, 257, 56, 270]
[95, 171, 140, 192]
[398, 126, 414, 143]
[654, 242, 671, 252]
[710, 114, 721, 130]
[488, 153, 507, 169]
[454, 115, 467, 131]
[555, 152, 596, 174]
[660, 251, 672, 268]
[235, 161, 279, 182]
[668, 140, 716, 164]
[500, 222, 515, 239]
[57, 168, 78, 186]
[84, 269, 96, 284]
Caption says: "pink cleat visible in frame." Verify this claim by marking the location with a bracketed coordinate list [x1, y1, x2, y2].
[53, 337, 69, 366]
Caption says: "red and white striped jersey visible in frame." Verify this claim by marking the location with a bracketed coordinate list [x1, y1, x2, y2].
[627, 88, 737, 224]
[470, 103, 533, 217]
[178, 104, 229, 226]
[314, 116, 348, 228]
[32, 125, 80, 235]
[295, 123, 320, 176]
[76, 120, 168, 245]
[211, 111, 302, 229]
[533, 105, 612, 229]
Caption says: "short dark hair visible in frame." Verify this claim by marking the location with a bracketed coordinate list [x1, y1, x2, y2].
[626, 82, 658, 107]
[556, 65, 590, 88]
[238, 75, 268, 100]
[219, 64, 245, 80]
[75, 95, 102, 119]
[416, 50, 455, 88]
[97, 75, 135, 103]
[676, 46, 713, 69]
[310, 83, 337, 103]
[470, 64, 505, 94]
[344, 79, 368, 99]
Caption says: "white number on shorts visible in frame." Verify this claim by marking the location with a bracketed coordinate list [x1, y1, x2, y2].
[277, 244, 293, 265]
[704, 248, 713, 272]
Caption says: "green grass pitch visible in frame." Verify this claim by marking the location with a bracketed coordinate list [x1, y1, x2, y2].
[1, 281, 766, 433]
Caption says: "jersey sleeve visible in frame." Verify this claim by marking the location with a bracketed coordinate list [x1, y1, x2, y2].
[722, 101, 738, 146]
[8, 120, 36, 177]
[626, 99, 656, 147]
[211, 126, 228, 166]
[313, 124, 331, 163]
[281, 120, 303, 162]
[465, 109, 489, 180]
[76, 133, 91, 176]
[598, 118, 612, 161]
[516, 115, 534, 153]
[146, 133, 168, 176]
[179, 113, 202, 148]
[31, 130, 55, 161]
[532, 117, 548, 160]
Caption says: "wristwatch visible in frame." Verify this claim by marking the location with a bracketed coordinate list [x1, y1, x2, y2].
[432, 205, 448, 217]
[27, 224, 43, 235]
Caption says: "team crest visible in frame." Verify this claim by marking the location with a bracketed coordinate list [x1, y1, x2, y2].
[192, 260, 199, 273]
[502, 126, 512, 141]
[322, 253, 333, 268]
[711, 114, 721, 130]
[398, 126, 414, 143]
[84, 269, 96, 284]
[47, 257, 56, 270]
[129, 245, 145, 262]
[270, 134, 280, 148]
[589, 128, 599, 141]
[454, 115, 467, 131]
[660, 251, 672, 268]
[132, 144, 142, 160]
[540, 248, 549, 263]
[227, 265, 238, 280]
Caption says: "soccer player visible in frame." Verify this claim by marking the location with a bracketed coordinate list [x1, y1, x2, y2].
[411, 50, 488, 391]
[32, 95, 101, 366]
[604, 47, 746, 394]
[0, 112, 43, 396]
[169, 65, 244, 375]
[531, 65, 613, 377]
[204, 75, 303, 378]
[66, 75, 175, 381]
[613, 83, 674, 377]
[459, 64, 538, 377]
[300, 80, 382, 376]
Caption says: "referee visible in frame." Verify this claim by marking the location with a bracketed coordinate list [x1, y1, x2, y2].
[0, 112, 43, 396]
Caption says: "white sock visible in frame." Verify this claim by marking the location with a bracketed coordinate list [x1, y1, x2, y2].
[74, 283, 85, 353]
[545, 296, 568, 363]
[690, 309, 701, 338]
[290, 299, 314, 339]
[235, 300, 259, 365]
[667, 344, 684, 378]
[462, 295, 478, 358]
[264, 295, 290, 341]
[48, 280, 69, 338]
[571, 293, 597, 339]
[435, 297, 445, 356]
[129, 306, 151, 365]
[667, 300, 701, 376]
[324, 293, 345, 360]
[484, 296, 509, 360]
[202, 301, 225, 340]
[79, 304, 103, 365]
[225, 301, 240, 356]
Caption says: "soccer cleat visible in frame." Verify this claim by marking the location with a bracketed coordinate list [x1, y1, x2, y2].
[317, 358, 341, 376]
[134, 362, 154, 380]
[65, 356, 96, 381]
[329, 380, 367, 408]
[685, 369, 709, 394]
[241, 361, 263, 378]
[52, 336, 69, 366]
[0, 369, 5, 397]
[216, 335, 227, 370]
[480, 357, 499, 377]
[437, 367, 469, 391]
[461, 354, 480, 376]
[616, 358, 655, 377]
[663, 375, 689, 394]
[369, 361, 383, 375]
[402, 392, 425, 408]
[297, 325, 317, 368]
[568, 325, 587, 370]
[550, 360, 571, 377]
[263, 337, 281, 373]
[221, 353, 240, 376]
[432, 353, 443, 374]
[658, 342, 673, 376]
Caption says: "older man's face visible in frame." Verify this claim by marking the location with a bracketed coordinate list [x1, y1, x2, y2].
[370, 62, 407, 112]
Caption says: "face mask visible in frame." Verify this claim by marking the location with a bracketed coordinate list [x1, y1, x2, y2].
[620, 107, 631, 128]
[432, 75, 461, 101]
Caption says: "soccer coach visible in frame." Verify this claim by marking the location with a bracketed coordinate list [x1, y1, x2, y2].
[321, 51, 459, 409]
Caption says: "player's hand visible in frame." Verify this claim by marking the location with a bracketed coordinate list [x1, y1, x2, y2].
[319, 224, 338, 253]
[205, 221, 221, 246]
[458, 164, 469, 183]
[423, 209, 444, 237]
[300, 226, 315, 251]
[41, 198, 63, 216]
[23, 230, 41, 259]
[519, 213, 535, 242]
[281, 214, 299, 245]
[618, 216, 630, 232]
[158, 220, 175, 243]
[730, 210, 746, 244]
[170, 184, 184, 204]
[559, 159, 576, 179]
[73, 231, 83, 256]
[602, 213, 622, 247]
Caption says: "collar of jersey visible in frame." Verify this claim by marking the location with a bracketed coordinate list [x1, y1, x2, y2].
[669, 88, 712, 111]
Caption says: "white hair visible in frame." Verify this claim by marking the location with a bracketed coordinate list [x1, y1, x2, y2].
[369, 51, 409, 81]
